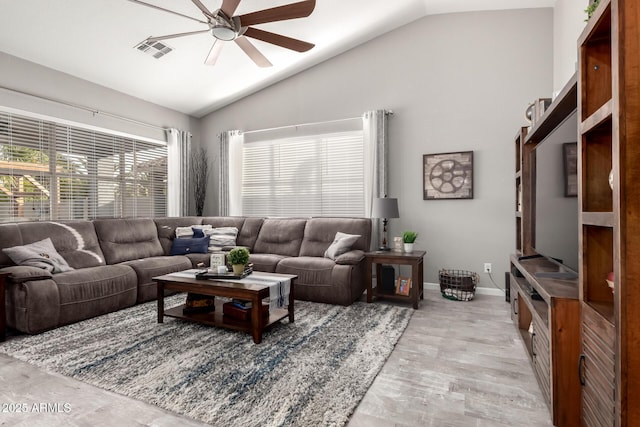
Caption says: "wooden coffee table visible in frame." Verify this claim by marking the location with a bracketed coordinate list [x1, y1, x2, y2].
[153, 271, 296, 344]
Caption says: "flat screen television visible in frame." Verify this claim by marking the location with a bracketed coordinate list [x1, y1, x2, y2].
[532, 112, 579, 274]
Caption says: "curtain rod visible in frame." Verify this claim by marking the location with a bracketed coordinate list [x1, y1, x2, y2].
[0, 85, 169, 132]
[241, 110, 393, 136]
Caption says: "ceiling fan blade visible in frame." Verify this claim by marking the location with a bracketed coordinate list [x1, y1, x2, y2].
[238, 0, 315, 27]
[147, 29, 210, 42]
[191, 0, 214, 18]
[205, 40, 225, 65]
[127, 0, 207, 24]
[244, 27, 314, 52]
[220, 0, 241, 17]
[234, 37, 272, 67]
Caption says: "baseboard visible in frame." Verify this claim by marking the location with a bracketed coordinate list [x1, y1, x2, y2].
[424, 282, 505, 297]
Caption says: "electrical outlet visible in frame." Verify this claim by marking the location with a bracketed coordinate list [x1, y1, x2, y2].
[484, 263, 492, 273]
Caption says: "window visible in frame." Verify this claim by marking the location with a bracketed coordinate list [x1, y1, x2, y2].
[241, 130, 364, 217]
[0, 110, 167, 222]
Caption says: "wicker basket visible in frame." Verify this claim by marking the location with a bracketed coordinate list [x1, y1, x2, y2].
[439, 269, 479, 301]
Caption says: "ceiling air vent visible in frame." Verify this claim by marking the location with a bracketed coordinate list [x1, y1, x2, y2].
[134, 40, 173, 59]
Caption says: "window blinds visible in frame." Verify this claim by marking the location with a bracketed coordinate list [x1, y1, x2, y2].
[0, 110, 167, 222]
[241, 131, 364, 217]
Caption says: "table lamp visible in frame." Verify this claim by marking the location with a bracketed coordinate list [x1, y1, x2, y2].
[372, 197, 399, 251]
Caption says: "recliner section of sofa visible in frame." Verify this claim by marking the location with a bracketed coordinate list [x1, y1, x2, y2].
[1, 216, 371, 334]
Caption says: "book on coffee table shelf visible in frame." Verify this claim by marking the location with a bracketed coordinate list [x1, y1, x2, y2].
[223, 301, 269, 322]
[183, 293, 215, 314]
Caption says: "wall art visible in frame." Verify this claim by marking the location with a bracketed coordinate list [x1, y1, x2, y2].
[423, 151, 474, 200]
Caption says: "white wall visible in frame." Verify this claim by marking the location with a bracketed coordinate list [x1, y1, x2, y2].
[200, 8, 554, 288]
[0, 52, 199, 145]
[553, 0, 589, 94]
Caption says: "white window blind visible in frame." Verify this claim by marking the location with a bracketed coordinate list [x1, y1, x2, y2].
[0, 110, 167, 222]
[241, 131, 364, 217]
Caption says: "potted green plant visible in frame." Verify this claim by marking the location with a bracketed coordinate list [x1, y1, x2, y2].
[402, 231, 418, 253]
[227, 247, 250, 275]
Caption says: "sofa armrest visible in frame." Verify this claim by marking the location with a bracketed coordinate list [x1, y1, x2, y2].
[334, 250, 365, 265]
[0, 265, 53, 283]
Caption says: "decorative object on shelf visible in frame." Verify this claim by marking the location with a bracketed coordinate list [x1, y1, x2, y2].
[585, 0, 601, 21]
[392, 236, 403, 252]
[371, 196, 400, 251]
[606, 271, 614, 293]
[395, 276, 411, 296]
[517, 183, 523, 212]
[609, 169, 614, 190]
[563, 142, 578, 197]
[402, 231, 418, 253]
[423, 151, 473, 199]
[525, 98, 553, 128]
[190, 146, 211, 216]
[227, 247, 250, 275]
[438, 269, 479, 301]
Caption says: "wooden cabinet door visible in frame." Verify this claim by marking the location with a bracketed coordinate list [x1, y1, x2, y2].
[581, 304, 615, 427]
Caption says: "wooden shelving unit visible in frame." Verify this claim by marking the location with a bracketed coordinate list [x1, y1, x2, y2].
[510, 72, 580, 426]
[577, 0, 640, 425]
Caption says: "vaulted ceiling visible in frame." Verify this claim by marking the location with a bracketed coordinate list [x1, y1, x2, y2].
[0, 0, 553, 117]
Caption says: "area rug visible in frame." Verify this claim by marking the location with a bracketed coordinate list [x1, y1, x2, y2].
[1, 295, 412, 427]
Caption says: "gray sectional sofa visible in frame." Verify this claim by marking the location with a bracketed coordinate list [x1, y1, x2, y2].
[0, 216, 371, 334]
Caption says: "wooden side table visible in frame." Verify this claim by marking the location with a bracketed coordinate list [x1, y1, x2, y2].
[0, 272, 7, 342]
[365, 250, 426, 309]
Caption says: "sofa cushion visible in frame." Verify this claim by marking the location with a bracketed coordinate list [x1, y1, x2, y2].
[324, 232, 361, 260]
[299, 217, 372, 257]
[0, 220, 106, 269]
[121, 256, 192, 303]
[276, 256, 335, 284]
[3, 238, 74, 273]
[51, 264, 138, 327]
[248, 253, 288, 273]
[170, 236, 210, 255]
[253, 219, 307, 256]
[94, 218, 164, 264]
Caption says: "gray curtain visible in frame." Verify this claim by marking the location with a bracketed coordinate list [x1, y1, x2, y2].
[363, 110, 390, 250]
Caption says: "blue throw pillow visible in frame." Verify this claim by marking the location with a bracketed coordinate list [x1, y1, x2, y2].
[192, 227, 205, 238]
[170, 236, 210, 255]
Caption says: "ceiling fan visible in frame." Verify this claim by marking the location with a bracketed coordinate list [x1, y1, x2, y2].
[128, 0, 316, 67]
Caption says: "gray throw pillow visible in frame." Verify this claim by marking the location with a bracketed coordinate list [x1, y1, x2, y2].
[2, 237, 74, 273]
[205, 227, 239, 252]
[324, 232, 361, 260]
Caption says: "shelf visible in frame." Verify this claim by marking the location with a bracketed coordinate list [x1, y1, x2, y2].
[580, 99, 613, 134]
[525, 74, 578, 145]
[581, 212, 614, 227]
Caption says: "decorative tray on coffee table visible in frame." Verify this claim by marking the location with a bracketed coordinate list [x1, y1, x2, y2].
[195, 264, 253, 280]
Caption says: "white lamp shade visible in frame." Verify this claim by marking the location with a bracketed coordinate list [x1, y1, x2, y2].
[372, 198, 399, 219]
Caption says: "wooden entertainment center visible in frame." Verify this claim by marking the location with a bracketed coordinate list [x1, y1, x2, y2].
[511, 1, 640, 425]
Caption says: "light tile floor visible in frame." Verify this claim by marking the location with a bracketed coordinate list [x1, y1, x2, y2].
[0, 291, 553, 426]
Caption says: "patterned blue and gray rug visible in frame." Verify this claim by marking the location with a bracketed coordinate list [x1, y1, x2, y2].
[1, 295, 413, 426]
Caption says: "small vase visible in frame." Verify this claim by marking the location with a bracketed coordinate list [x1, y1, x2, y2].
[232, 264, 245, 275]
[403, 243, 414, 253]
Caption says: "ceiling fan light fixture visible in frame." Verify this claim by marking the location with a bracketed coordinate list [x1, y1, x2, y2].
[211, 25, 236, 41]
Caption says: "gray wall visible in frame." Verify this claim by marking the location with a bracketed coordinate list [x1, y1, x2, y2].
[0, 51, 199, 145]
[553, 0, 589, 95]
[199, 8, 554, 287]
